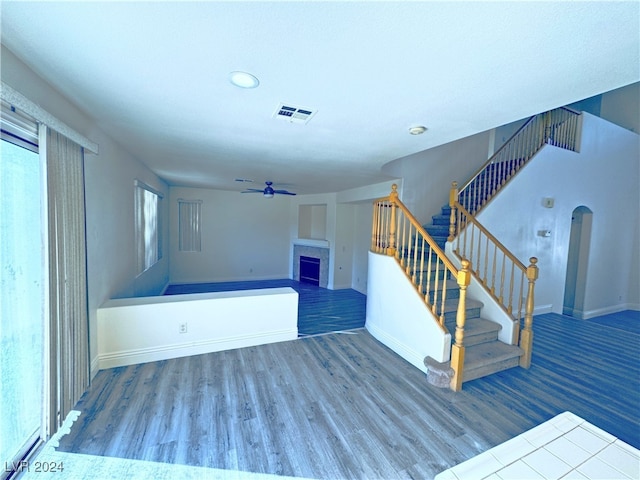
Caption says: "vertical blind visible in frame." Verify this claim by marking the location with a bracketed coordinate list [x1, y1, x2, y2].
[178, 199, 202, 252]
[44, 126, 89, 434]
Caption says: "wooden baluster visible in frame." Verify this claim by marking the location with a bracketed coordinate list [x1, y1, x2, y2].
[507, 261, 515, 316]
[379, 203, 385, 253]
[450, 259, 471, 391]
[455, 207, 461, 256]
[412, 226, 419, 284]
[491, 244, 497, 295]
[439, 267, 447, 325]
[483, 232, 489, 286]
[398, 215, 405, 266]
[490, 161, 496, 196]
[499, 252, 505, 305]
[448, 182, 458, 242]
[520, 257, 538, 368]
[517, 271, 525, 326]
[419, 237, 425, 295]
[462, 210, 468, 260]
[371, 202, 378, 252]
[475, 227, 482, 277]
[425, 245, 433, 305]
[397, 210, 403, 261]
[386, 185, 398, 256]
[406, 223, 413, 274]
[432, 259, 440, 315]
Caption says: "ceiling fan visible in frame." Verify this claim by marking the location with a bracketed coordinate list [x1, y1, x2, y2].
[241, 181, 297, 198]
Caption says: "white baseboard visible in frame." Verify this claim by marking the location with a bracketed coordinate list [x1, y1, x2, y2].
[98, 328, 298, 370]
[366, 323, 428, 374]
[582, 303, 640, 320]
[533, 304, 553, 315]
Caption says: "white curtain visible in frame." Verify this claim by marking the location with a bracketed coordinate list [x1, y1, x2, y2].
[44, 126, 89, 435]
[178, 199, 202, 252]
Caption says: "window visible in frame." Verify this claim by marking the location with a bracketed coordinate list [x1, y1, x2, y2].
[135, 180, 163, 274]
[178, 199, 202, 252]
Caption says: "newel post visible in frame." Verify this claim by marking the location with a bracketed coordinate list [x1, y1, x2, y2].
[386, 184, 398, 256]
[519, 257, 538, 368]
[450, 259, 471, 391]
[448, 181, 458, 242]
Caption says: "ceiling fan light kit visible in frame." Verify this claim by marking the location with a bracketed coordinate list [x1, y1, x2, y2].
[241, 181, 296, 198]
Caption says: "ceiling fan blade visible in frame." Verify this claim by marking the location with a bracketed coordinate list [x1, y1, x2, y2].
[273, 190, 297, 195]
[241, 189, 264, 193]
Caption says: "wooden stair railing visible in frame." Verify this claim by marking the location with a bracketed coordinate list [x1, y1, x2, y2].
[448, 182, 538, 368]
[372, 184, 471, 390]
[459, 106, 581, 216]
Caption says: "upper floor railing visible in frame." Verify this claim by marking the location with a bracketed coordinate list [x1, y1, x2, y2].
[458, 107, 581, 216]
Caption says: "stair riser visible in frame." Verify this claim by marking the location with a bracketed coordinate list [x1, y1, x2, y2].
[425, 226, 450, 236]
[431, 215, 450, 226]
[462, 356, 521, 382]
[424, 288, 460, 302]
[442, 306, 481, 322]
[444, 328, 498, 347]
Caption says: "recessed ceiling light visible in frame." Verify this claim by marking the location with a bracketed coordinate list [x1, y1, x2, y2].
[229, 71, 260, 88]
[409, 126, 427, 135]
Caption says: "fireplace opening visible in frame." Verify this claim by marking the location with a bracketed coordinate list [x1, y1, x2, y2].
[299, 256, 320, 286]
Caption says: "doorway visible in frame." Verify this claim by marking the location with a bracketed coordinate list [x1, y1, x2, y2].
[0, 137, 45, 475]
[563, 206, 593, 318]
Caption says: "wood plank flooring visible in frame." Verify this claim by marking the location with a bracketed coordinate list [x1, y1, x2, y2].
[164, 279, 367, 337]
[57, 304, 639, 479]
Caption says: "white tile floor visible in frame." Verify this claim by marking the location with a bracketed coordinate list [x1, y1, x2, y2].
[435, 412, 640, 480]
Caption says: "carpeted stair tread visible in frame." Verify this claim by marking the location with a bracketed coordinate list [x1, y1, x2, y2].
[445, 317, 501, 346]
[462, 341, 523, 382]
[445, 316, 501, 334]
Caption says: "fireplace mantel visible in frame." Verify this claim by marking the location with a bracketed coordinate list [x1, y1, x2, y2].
[293, 238, 330, 248]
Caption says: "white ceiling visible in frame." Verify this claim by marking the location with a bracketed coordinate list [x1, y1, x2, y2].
[1, 1, 638, 195]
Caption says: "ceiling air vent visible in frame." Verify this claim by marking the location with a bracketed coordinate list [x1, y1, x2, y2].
[273, 103, 316, 124]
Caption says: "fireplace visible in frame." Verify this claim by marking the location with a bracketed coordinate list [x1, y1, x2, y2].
[299, 256, 321, 286]
[293, 242, 329, 288]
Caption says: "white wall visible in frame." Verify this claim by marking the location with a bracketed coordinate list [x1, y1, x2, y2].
[381, 131, 491, 224]
[477, 113, 640, 317]
[97, 287, 298, 369]
[366, 252, 452, 370]
[1, 46, 170, 376]
[351, 202, 374, 294]
[169, 186, 291, 284]
[334, 203, 355, 289]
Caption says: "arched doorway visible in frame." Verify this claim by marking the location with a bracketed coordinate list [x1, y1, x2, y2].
[563, 206, 593, 318]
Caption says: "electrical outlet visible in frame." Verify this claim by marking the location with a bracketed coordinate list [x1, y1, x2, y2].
[179, 322, 188, 334]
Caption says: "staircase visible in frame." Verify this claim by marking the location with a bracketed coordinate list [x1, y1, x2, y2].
[424, 204, 451, 250]
[409, 249, 523, 384]
[371, 106, 580, 391]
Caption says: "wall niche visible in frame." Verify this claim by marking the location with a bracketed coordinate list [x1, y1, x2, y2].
[298, 204, 327, 240]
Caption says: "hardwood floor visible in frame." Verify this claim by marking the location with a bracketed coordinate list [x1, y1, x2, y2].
[58, 284, 639, 479]
[164, 279, 367, 337]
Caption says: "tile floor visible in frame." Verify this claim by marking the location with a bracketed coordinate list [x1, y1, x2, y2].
[435, 411, 639, 480]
